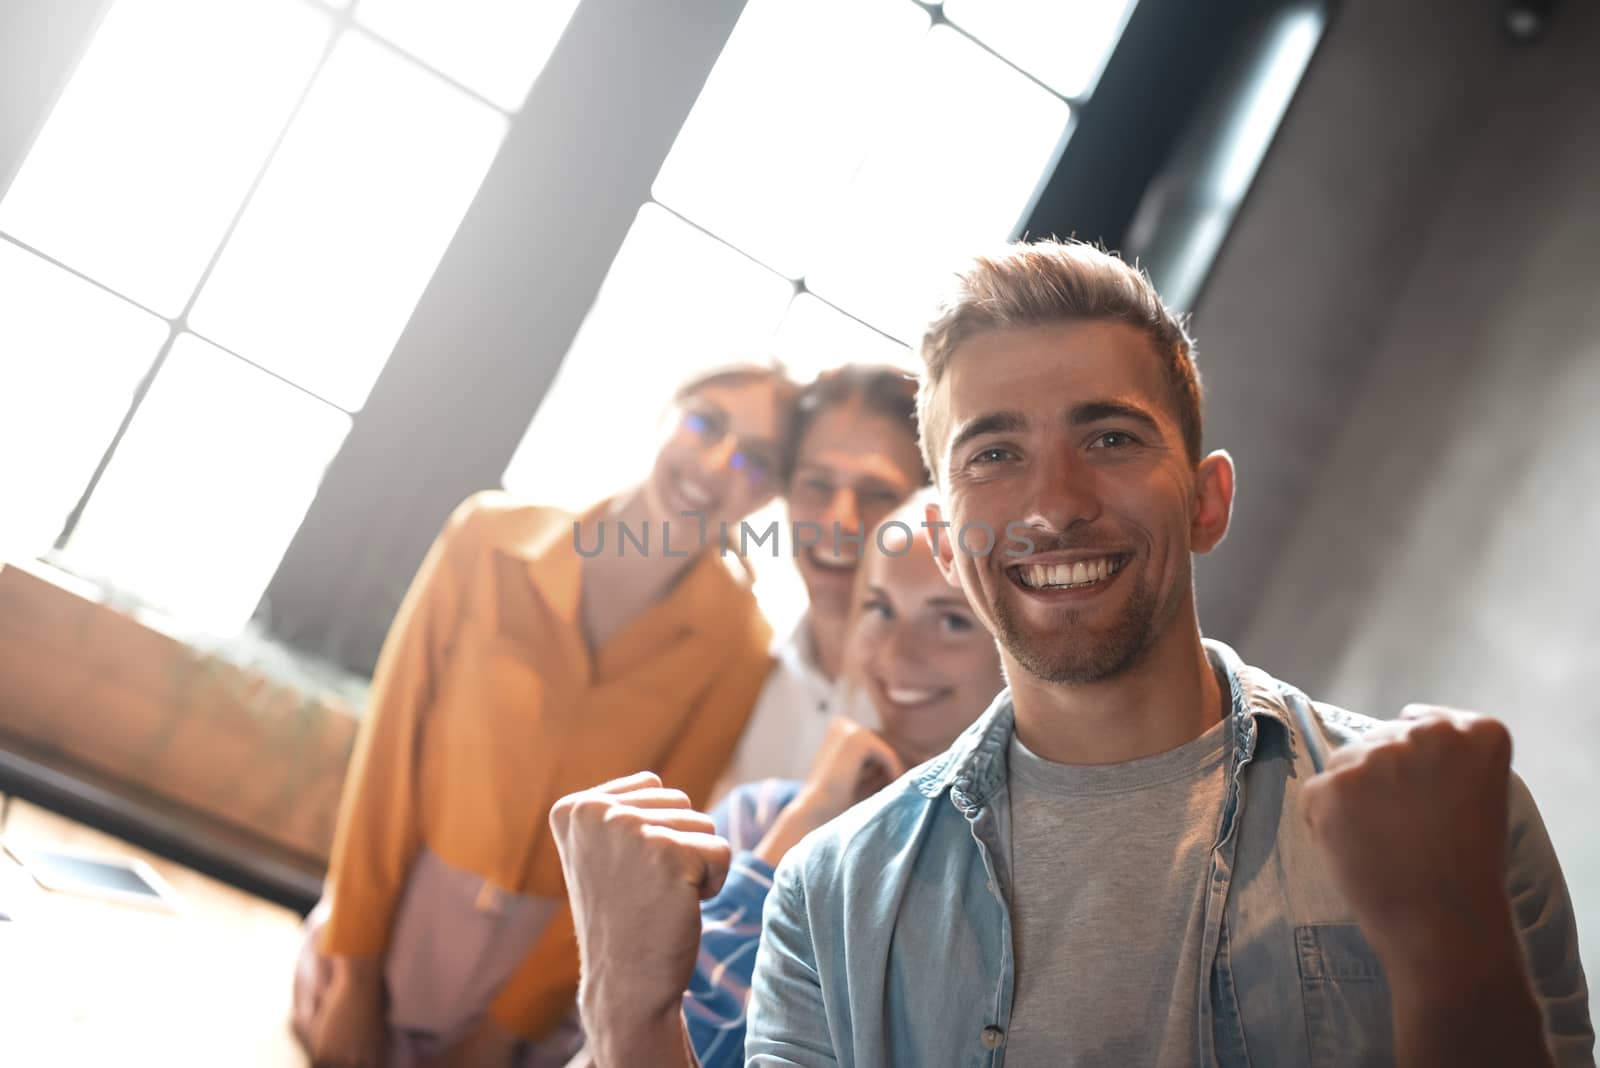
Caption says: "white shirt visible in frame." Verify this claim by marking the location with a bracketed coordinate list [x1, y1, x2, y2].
[714, 615, 878, 796]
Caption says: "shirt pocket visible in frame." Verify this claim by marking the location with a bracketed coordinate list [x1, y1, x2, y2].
[384, 846, 560, 1038]
[1296, 923, 1395, 1068]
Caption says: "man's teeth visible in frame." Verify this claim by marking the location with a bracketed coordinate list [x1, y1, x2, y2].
[1018, 557, 1123, 589]
[809, 550, 856, 572]
[886, 686, 940, 705]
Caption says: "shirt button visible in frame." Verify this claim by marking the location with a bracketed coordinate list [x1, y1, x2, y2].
[981, 1026, 1005, 1049]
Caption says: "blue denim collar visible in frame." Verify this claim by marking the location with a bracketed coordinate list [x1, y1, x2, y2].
[914, 638, 1296, 811]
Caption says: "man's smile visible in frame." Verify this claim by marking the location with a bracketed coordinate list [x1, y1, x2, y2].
[1006, 551, 1131, 598]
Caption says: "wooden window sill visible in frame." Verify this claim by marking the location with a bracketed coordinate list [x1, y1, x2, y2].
[0, 558, 362, 907]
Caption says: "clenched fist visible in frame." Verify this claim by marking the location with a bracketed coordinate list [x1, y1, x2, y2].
[549, 772, 728, 1068]
[1301, 704, 1513, 962]
[1302, 705, 1552, 1067]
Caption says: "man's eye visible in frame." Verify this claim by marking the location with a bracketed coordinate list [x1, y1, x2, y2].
[1090, 430, 1138, 449]
[971, 447, 1013, 465]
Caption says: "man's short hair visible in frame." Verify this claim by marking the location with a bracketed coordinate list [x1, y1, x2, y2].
[915, 240, 1202, 480]
[784, 364, 929, 487]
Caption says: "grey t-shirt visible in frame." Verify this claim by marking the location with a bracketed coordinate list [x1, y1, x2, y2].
[1002, 716, 1231, 1067]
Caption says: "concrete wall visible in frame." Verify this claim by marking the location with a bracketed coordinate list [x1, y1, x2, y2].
[1189, 0, 1512, 642]
[1209, 0, 1600, 1021]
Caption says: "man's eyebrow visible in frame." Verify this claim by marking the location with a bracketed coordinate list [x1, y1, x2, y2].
[1068, 401, 1162, 436]
[947, 410, 1027, 459]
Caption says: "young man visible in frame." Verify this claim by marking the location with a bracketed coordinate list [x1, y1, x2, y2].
[551, 242, 1593, 1067]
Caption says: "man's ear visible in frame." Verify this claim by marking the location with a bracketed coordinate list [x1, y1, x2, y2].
[1191, 449, 1235, 554]
[923, 500, 963, 588]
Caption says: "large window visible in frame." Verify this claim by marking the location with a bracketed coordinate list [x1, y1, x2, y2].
[0, 0, 579, 633]
[503, 0, 1134, 630]
[3, 0, 1146, 644]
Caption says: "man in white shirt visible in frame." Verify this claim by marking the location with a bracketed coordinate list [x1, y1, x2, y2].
[719, 365, 927, 787]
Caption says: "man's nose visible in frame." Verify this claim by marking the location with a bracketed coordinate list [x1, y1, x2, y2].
[822, 486, 862, 532]
[1023, 451, 1101, 533]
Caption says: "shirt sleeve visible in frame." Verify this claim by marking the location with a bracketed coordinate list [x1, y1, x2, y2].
[685, 849, 779, 1068]
[745, 856, 840, 1067]
[685, 780, 802, 1068]
[1503, 771, 1594, 1064]
[317, 494, 484, 959]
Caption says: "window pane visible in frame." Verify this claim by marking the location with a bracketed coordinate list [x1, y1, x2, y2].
[187, 32, 506, 411]
[943, 0, 1137, 99]
[0, 0, 329, 316]
[804, 27, 1070, 343]
[771, 293, 913, 381]
[355, 0, 582, 111]
[652, 0, 928, 280]
[0, 241, 169, 559]
[64, 335, 350, 635]
[502, 204, 793, 511]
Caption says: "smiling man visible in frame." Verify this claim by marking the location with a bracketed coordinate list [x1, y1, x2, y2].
[739, 241, 1593, 1067]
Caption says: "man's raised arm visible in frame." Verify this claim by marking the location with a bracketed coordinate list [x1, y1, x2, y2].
[550, 772, 726, 1068]
[1302, 706, 1575, 1067]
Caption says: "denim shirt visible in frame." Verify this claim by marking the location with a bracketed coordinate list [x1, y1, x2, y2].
[746, 640, 1594, 1067]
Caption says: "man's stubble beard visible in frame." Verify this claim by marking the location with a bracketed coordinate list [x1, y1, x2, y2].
[991, 566, 1164, 685]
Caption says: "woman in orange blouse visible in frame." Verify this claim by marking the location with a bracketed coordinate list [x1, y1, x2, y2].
[294, 364, 796, 1068]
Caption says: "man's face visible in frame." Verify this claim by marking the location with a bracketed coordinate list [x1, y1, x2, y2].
[787, 399, 924, 621]
[926, 320, 1230, 685]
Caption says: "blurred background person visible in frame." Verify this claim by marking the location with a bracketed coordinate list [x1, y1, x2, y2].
[716, 365, 928, 792]
[294, 363, 796, 1067]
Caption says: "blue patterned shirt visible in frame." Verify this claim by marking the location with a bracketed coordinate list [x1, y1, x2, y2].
[685, 778, 802, 1068]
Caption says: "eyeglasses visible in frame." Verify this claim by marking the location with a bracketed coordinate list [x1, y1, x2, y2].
[682, 406, 779, 486]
